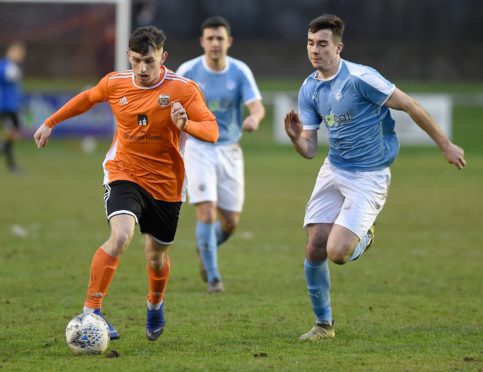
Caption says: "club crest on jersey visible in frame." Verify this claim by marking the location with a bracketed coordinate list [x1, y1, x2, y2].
[158, 95, 170, 108]
[335, 90, 343, 101]
[138, 114, 148, 126]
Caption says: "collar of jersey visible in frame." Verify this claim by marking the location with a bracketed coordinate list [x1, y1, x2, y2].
[202, 56, 230, 74]
[131, 65, 167, 89]
[312, 59, 344, 82]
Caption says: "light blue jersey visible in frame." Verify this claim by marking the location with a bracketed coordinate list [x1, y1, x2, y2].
[177, 56, 262, 145]
[299, 59, 399, 171]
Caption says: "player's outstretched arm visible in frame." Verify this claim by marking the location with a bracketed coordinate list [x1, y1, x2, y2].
[33, 84, 105, 150]
[33, 123, 52, 149]
[284, 110, 318, 159]
[386, 88, 466, 170]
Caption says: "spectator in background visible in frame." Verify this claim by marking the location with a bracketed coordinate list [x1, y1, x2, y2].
[177, 16, 265, 293]
[0, 42, 26, 173]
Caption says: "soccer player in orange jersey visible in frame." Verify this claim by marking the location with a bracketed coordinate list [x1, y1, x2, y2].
[33, 26, 218, 341]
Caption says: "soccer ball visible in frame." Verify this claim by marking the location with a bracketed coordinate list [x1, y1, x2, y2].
[65, 313, 110, 354]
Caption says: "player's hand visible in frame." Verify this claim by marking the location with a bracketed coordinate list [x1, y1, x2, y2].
[171, 101, 187, 130]
[242, 115, 260, 132]
[284, 110, 303, 141]
[33, 123, 52, 148]
[442, 142, 466, 170]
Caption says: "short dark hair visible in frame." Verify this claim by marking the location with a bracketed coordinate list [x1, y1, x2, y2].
[308, 14, 345, 41]
[201, 16, 231, 36]
[129, 26, 166, 54]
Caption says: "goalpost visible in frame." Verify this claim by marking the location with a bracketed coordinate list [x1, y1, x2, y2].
[0, 0, 131, 72]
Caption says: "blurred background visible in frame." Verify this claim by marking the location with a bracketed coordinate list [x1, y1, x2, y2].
[1, 0, 483, 80]
[1, 0, 482, 143]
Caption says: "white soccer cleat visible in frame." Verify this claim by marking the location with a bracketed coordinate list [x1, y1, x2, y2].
[299, 322, 335, 341]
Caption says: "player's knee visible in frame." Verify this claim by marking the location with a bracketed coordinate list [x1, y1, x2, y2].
[110, 229, 134, 251]
[223, 219, 238, 235]
[148, 252, 168, 271]
[306, 242, 327, 262]
[198, 209, 216, 223]
[326, 244, 350, 265]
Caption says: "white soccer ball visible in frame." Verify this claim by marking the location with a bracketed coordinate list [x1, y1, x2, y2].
[65, 313, 110, 355]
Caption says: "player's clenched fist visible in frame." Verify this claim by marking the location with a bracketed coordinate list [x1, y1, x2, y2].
[33, 123, 52, 148]
[171, 101, 187, 130]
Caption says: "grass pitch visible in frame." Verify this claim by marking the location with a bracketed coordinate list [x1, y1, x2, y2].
[0, 101, 482, 371]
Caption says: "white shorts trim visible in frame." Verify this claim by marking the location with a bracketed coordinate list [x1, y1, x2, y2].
[304, 159, 391, 239]
[107, 210, 139, 225]
[184, 140, 244, 212]
[143, 233, 173, 246]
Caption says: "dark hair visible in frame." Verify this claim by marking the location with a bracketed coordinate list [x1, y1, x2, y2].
[308, 14, 345, 41]
[201, 16, 231, 36]
[129, 26, 166, 54]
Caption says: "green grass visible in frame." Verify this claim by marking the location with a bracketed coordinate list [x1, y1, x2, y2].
[0, 101, 482, 370]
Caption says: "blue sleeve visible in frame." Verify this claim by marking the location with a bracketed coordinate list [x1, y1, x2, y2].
[298, 82, 320, 129]
[353, 68, 395, 106]
[239, 66, 261, 104]
[176, 62, 191, 78]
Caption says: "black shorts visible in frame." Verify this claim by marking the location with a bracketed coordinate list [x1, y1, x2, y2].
[104, 180, 182, 244]
[0, 112, 20, 130]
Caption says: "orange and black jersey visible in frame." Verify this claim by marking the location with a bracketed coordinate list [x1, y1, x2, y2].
[44, 66, 218, 201]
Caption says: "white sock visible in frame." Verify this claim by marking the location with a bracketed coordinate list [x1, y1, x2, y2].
[83, 306, 96, 314]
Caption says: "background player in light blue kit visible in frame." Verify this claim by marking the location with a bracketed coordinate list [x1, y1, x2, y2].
[177, 16, 265, 292]
[284, 14, 466, 341]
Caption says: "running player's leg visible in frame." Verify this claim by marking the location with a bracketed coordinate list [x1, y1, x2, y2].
[184, 140, 221, 288]
[216, 208, 240, 246]
[139, 195, 181, 340]
[195, 201, 222, 289]
[300, 160, 341, 340]
[300, 223, 335, 340]
[84, 214, 135, 310]
[82, 181, 142, 339]
[83, 214, 135, 339]
[2, 112, 20, 172]
[144, 235, 170, 341]
[327, 167, 391, 264]
[216, 144, 244, 247]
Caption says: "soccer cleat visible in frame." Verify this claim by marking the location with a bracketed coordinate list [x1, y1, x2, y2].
[146, 302, 165, 341]
[207, 278, 224, 293]
[299, 321, 335, 341]
[196, 246, 208, 283]
[92, 309, 120, 340]
[365, 223, 376, 252]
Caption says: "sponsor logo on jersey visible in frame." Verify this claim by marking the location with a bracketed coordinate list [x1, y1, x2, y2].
[158, 95, 170, 107]
[138, 114, 148, 126]
[119, 96, 128, 105]
[321, 112, 352, 127]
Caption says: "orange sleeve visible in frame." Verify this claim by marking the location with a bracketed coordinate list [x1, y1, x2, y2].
[44, 75, 110, 128]
[181, 81, 219, 143]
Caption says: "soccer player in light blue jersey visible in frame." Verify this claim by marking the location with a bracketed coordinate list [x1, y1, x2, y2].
[177, 16, 265, 292]
[285, 14, 466, 341]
